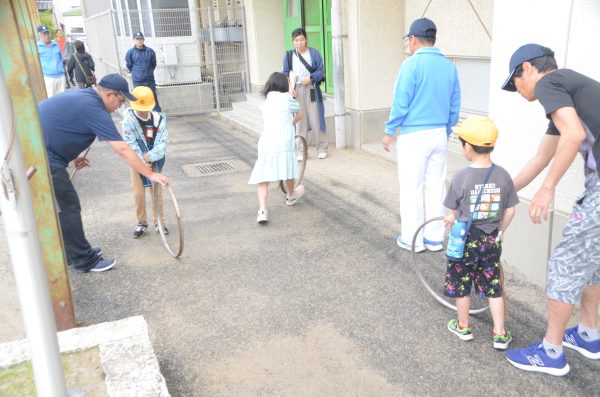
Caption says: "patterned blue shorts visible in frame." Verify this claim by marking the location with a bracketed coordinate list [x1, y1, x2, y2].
[547, 184, 600, 304]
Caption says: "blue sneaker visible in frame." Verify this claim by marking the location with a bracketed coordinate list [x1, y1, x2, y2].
[67, 248, 102, 266]
[424, 238, 443, 252]
[563, 326, 600, 359]
[396, 234, 424, 253]
[88, 258, 116, 273]
[505, 342, 570, 376]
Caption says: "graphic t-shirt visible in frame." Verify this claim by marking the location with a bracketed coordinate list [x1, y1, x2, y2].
[444, 165, 519, 234]
[136, 113, 155, 150]
[536, 69, 600, 188]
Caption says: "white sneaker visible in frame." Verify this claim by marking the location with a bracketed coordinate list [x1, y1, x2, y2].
[318, 152, 328, 159]
[297, 154, 304, 162]
[286, 185, 305, 206]
[256, 209, 268, 223]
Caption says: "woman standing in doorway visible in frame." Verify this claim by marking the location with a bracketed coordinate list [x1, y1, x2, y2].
[282, 28, 328, 160]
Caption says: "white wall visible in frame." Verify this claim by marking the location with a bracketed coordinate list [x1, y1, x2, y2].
[490, 0, 600, 213]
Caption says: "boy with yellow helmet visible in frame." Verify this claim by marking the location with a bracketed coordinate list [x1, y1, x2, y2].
[443, 116, 519, 350]
[121, 86, 168, 238]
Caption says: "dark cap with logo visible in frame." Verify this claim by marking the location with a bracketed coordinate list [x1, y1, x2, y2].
[502, 43, 555, 92]
[98, 74, 137, 101]
[133, 31, 145, 39]
[38, 25, 50, 33]
[403, 18, 437, 39]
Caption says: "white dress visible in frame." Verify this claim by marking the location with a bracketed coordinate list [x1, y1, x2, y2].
[248, 92, 300, 184]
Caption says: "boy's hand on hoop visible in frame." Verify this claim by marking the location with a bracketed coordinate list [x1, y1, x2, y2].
[72, 157, 90, 170]
[444, 213, 455, 227]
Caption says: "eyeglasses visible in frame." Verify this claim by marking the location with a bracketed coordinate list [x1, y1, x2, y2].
[111, 91, 126, 105]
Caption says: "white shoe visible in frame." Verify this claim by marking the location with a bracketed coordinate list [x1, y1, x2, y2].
[318, 152, 328, 159]
[286, 185, 305, 206]
[256, 209, 268, 223]
[297, 154, 304, 162]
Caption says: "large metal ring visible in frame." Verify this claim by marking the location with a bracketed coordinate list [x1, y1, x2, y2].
[279, 135, 308, 194]
[152, 183, 184, 258]
[410, 217, 489, 314]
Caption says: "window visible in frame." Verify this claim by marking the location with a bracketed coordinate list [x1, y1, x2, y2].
[453, 58, 490, 117]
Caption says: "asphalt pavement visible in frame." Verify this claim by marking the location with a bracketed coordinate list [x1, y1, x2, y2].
[1, 114, 598, 396]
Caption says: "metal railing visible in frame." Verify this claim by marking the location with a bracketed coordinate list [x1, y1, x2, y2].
[83, 6, 249, 116]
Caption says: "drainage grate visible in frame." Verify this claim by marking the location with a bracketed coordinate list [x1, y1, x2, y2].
[195, 162, 235, 174]
[181, 159, 250, 177]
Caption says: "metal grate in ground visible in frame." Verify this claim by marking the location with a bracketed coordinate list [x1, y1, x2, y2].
[181, 158, 249, 177]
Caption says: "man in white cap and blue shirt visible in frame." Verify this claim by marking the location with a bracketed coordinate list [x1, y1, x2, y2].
[37, 25, 65, 97]
[501, 44, 600, 376]
[125, 31, 161, 112]
[38, 74, 170, 272]
[382, 17, 461, 253]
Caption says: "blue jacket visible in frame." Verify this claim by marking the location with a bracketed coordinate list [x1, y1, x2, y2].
[385, 47, 460, 136]
[122, 108, 168, 172]
[37, 40, 64, 78]
[282, 47, 326, 132]
[125, 45, 157, 84]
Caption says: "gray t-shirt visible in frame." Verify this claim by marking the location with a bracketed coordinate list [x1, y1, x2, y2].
[444, 165, 519, 234]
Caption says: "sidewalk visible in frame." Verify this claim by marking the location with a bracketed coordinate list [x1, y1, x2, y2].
[1, 115, 597, 396]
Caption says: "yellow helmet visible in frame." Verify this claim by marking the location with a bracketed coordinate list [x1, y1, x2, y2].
[452, 116, 498, 147]
[130, 86, 155, 112]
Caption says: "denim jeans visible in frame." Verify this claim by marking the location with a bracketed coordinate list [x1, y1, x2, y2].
[51, 167, 101, 271]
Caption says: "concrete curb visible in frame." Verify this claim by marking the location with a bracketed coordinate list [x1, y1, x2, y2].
[0, 316, 169, 396]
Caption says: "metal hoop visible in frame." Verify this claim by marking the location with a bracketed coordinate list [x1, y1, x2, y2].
[152, 183, 184, 258]
[410, 217, 489, 314]
[279, 135, 307, 194]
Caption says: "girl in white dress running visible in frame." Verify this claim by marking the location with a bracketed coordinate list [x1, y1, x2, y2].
[248, 72, 305, 223]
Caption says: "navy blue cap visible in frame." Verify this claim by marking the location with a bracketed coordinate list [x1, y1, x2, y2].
[133, 31, 144, 39]
[502, 44, 555, 92]
[98, 74, 137, 101]
[403, 18, 437, 39]
[38, 25, 50, 33]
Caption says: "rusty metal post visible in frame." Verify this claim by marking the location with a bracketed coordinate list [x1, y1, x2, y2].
[1, 0, 76, 331]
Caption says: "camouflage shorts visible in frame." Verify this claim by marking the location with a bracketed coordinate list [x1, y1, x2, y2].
[547, 184, 600, 304]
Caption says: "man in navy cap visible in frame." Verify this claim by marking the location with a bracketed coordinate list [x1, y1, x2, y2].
[38, 73, 170, 273]
[502, 44, 600, 375]
[125, 31, 161, 112]
[382, 17, 461, 253]
[37, 25, 65, 97]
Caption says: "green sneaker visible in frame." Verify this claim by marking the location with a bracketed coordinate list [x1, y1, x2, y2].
[493, 330, 512, 350]
[448, 319, 473, 341]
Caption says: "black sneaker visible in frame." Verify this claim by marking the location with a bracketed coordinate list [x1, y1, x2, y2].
[133, 222, 148, 238]
[155, 224, 169, 235]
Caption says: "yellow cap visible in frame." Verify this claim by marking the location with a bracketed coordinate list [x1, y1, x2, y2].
[452, 116, 498, 147]
[130, 86, 155, 112]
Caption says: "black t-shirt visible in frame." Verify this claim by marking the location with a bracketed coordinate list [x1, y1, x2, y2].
[536, 69, 600, 187]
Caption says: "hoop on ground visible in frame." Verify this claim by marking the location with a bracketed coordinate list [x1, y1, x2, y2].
[279, 135, 307, 194]
[410, 217, 489, 315]
[152, 183, 184, 258]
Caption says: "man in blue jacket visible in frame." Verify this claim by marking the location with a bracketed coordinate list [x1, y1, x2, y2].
[382, 18, 461, 253]
[37, 25, 65, 98]
[125, 31, 161, 112]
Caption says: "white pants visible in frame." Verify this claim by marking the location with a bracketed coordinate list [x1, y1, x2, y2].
[44, 76, 65, 98]
[396, 127, 447, 249]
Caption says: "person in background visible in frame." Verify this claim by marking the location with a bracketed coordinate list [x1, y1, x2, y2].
[282, 27, 328, 161]
[67, 40, 95, 88]
[37, 25, 65, 97]
[125, 31, 161, 112]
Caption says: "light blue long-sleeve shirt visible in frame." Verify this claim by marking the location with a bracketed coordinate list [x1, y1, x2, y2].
[37, 40, 64, 78]
[385, 47, 461, 137]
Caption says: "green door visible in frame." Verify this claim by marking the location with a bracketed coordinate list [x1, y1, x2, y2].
[282, 0, 333, 94]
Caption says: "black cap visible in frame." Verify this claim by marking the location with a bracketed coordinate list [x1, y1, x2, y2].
[98, 74, 137, 101]
[133, 31, 144, 39]
[403, 18, 437, 39]
[38, 25, 50, 33]
[502, 44, 555, 92]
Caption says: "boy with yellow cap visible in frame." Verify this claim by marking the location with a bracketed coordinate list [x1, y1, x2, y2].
[121, 86, 168, 238]
[443, 116, 519, 349]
